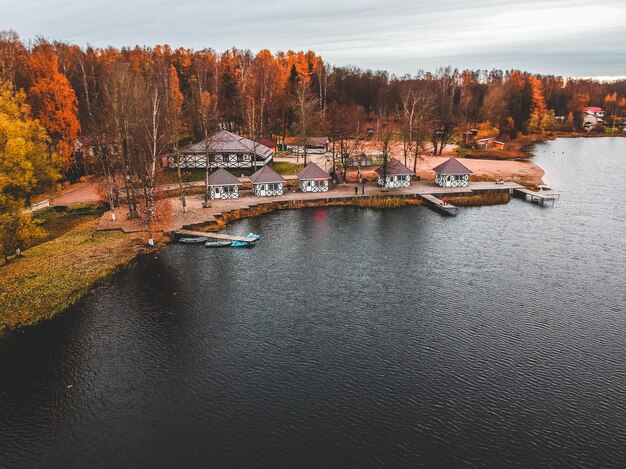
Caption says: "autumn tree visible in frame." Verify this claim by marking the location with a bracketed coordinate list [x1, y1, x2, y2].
[189, 58, 219, 206]
[292, 80, 320, 165]
[377, 111, 397, 184]
[27, 41, 80, 176]
[0, 82, 61, 260]
[398, 83, 432, 172]
[161, 64, 187, 212]
[0, 30, 28, 87]
[526, 75, 547, 133]
[102, 61, 141, 218]
[140, 62, 166, 245]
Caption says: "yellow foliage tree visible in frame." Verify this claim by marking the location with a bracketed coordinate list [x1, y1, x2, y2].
[0, 81, 61, 260]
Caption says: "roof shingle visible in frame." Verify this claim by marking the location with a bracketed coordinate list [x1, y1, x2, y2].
[206, 168, 242, 186]
[297, 163, 332, 180]
[249, 165, 286, 184]
[432, 157, 472, 175]
[183, 130, 273, 159]
[375, 158, 414, 176]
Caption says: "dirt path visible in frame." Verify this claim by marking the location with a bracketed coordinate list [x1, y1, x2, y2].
[51, 181, 103, 206]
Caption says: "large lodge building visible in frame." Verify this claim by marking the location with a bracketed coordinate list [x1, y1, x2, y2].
[169, 130, 274, 170]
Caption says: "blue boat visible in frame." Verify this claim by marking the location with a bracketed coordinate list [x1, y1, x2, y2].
[230, 233, 261, 247]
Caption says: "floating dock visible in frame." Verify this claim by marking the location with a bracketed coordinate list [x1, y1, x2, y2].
[513, 188, 560, 206]
[174, 229, 253, 243]
[421, 195, 458, 216]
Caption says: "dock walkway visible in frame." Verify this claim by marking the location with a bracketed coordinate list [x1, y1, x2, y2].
[174, 229, 252, 243]
[97, 181, 527, 234]
[513, 188, 560, 206]
[421, 195, 458, 216]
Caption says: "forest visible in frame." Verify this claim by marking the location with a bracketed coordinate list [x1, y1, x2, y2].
[1, 29, 626, 257]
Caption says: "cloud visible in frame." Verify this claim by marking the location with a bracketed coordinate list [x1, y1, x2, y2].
[2, 0, 625, 76]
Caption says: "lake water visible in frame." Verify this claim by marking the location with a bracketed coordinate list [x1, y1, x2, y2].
[1, 138, 625, 468]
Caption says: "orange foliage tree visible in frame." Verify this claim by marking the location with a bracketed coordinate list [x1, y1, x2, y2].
[28, 41, 80, 173]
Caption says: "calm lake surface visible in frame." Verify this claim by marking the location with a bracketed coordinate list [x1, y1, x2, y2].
[1, 138, 626, 468]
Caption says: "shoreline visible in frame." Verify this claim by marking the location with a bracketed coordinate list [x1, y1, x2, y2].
[2, 133, 582, 335]
[1, 189, 513, 335]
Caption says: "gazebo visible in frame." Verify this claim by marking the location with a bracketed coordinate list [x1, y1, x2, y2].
[297, 163, 332, 192]
[376, 158, 414, 188]
[206, 168, 242, 199]
[432, 157, 472, 187]
[249, 165, 287, 196]
[171, 130, 274, 170]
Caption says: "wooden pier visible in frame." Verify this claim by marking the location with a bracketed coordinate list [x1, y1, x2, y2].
[174, 229, 253, 243]
[513, 188, 560, 206]
[421, 195, 458, 216]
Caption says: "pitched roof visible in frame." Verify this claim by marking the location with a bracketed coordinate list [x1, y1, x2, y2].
[297, 162, 332, 180]
[284, 136, 329, 146]
[249, 165, 286, 184]
[432, 157, 473, 175]
[206, 168, 242, 186]
[183, 130, 273, 159]
[375, 158, 414, 176]
[257, 138, 276, 149]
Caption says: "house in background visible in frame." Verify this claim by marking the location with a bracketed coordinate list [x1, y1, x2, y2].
[284, 136, 330, 154]
[582, 107, 604, 131]
[257, 138, 277, 153]
[476, 137, 495, 149]
[297, 163, 332, 192]
[432, 157, 472, 187]
[171, 130, 273, 170]
[206, 168, 242, 199]
[249, 165, 286, 197]
[376, 158, 414, 188]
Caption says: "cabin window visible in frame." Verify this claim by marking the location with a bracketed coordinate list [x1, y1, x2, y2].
[237, 155, 244, 162]
[223, 185, 236, 193]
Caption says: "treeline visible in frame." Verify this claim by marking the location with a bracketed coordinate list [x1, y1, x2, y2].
[1, 29, 626, 255]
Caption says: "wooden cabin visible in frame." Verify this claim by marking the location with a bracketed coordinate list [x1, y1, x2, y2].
[284, 136, 330, 154]
[171, 130, 273, 170]
[582, 107, 604, 131]
[376, 158, 414, 188]
[206, 168, 242, 199]
[476, 137, 495, 149]
[297, 163, 332, 192]
[432, 157, 472, 187]
[249, 165, 286, 197]
[257, 138, 277, 154]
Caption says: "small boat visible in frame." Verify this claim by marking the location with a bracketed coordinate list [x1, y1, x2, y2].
[230, 233, 261, 247]
[205, 240, 232, 248]
[178, 237, 208, 244]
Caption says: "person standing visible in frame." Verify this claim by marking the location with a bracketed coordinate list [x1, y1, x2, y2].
[354, 185, 359, 196]
[361, 183, 365, 195]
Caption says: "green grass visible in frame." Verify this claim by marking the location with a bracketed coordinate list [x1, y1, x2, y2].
[0, 219, 146, 332]
[31, 203, 107, 246]
[271, 162, 304, 175]
[161, 169, 207, 184]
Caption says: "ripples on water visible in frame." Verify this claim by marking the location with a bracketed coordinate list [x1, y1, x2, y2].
[1, 138, 626, 468]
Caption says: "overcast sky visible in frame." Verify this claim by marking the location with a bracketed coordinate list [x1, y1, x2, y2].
[2, 0, 625, 77]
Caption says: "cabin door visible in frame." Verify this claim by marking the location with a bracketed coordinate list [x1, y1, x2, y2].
[214, 187, 222, 199]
